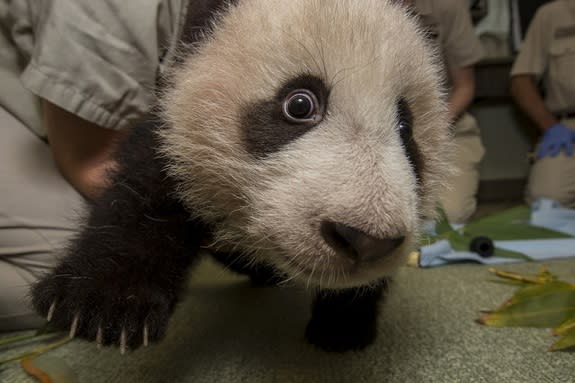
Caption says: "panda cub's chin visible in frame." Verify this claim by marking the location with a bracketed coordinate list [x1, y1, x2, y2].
[276, 252, 408, 289]
[240, 226, 416, 289]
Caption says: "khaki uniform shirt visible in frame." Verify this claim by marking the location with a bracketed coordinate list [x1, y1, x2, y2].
[511, 0, 575, 114]
[414, 0, 484, 77]
[0, 0, 188, 133]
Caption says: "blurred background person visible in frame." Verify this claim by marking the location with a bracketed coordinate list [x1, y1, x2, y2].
[510, 0, 575, 208]
[402, 0, 485, 224]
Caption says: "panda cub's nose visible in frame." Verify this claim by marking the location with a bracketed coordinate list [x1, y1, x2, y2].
[320, 221, 405, 263]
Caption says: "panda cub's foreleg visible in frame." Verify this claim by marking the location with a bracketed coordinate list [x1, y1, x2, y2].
[31, 122, 207, 352]
[306, 279, 390, 352]
[209, 250, 287, 286]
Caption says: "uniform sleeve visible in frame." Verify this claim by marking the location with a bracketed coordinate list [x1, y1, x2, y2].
[441, 0, 484, 69]
[510, 6, 550, 78]
[20, 0, 180, 130]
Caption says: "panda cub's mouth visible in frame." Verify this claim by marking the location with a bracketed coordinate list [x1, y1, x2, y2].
[271, 220, 408, 288]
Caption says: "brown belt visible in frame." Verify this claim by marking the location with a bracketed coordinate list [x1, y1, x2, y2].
[554, 112, 575, 120]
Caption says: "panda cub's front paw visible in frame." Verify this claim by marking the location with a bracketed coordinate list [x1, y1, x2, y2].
[31, 266, 177, 352]
[305, 314, 377, 352]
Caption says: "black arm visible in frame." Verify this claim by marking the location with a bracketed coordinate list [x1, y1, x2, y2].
[31, 119, 207, 350]
[306, 278, 390, 352]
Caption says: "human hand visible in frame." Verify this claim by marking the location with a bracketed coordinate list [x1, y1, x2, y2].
[537, 124, 575, 159]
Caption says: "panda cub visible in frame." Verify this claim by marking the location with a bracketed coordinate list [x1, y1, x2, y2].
[31, 0, 451, 353]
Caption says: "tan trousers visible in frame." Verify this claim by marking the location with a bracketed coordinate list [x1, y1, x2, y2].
[0, 16, 84, 330]
[0, 107, 85, 331]
[526, 118, 575, 208]
[440, 113, 485, 224]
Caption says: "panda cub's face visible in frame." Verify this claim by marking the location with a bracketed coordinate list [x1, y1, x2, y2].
[160, 0, 451, 288]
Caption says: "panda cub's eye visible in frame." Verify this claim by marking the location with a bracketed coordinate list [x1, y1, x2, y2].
[397, 98, 413, 143]
[282, 89, 319, 123]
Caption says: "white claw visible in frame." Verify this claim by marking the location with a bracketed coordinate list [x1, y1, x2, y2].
[120, 328, 127, 355]
[96, 325, 103, 350]
[69, 313, 80, 339]
[47, 301, 56, 322]
[143, 324, 149, 347]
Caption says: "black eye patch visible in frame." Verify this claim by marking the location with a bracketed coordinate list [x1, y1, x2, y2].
[241, 74, 329, 158]
[397, 98, 424, 188]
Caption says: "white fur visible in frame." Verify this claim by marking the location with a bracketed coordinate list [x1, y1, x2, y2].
[159, 0, 453, 288]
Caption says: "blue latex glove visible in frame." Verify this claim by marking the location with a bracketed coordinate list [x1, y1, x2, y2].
[537, 123, 575, 158]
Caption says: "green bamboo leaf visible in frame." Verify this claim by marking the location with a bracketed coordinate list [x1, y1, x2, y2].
[0, 337, 71, 366]
[509, 282, 574, 305]
[489, 268, 558, 285]
[443, 232, 532, 261]
[492, 247, 532, 261]
[444, 232, 469, 251]
[419, 233, 437, 247]
[479, 282, 575, 328]
[487, 279, 531, 287]
[496, 250, 530, 261]
[554, 318, 575, 335]
[480, 269, 575, 351]
[468, 223, 572, 241]
[550, 326, 575, 351]
[464, 206, 572, 241]
[0, 332, 37, 347]
[435, 205, 456, 236]
[21, 355, 78, 383]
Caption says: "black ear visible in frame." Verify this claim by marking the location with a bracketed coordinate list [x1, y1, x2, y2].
[179, 0, 240, 51]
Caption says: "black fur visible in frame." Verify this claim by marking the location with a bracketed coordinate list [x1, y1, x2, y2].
[209, 251, 286, 286]
[242, 74, 330, 158]
[306, 279, 390, 352]
[179, 0, 239, 50]
[31, 119, 208, 348]
[397, 99, 424, 192]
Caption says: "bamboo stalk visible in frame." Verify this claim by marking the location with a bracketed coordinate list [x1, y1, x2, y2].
[0, 338, 72, 366]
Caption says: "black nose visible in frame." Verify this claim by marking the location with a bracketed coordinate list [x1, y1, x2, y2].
[320, 221, 405, 263]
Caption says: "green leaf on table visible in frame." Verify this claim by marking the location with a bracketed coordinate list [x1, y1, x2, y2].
[435, 205, 456, 236]
[441, 231, 532, 261]
[464, 205, 572, 241]
[492, 247, 532, 261]
[422, 205, 571, 261]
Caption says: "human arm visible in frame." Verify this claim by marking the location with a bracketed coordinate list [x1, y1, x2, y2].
[440, 0, 483, 123]
[43, 100, 127, 200]
[510, 74, 558, 132]
[511, 75, 574, 158]
[447, 65, 476, 123]
[17, 1, 179, 198]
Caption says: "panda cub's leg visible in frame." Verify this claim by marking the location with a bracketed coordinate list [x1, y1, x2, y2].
[305, 278, 390, 352]
[31, 121, 207, 351]
[209, 251, 286, 286]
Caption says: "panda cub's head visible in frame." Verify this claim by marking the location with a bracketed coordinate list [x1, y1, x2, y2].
[160, 0, 451, 289]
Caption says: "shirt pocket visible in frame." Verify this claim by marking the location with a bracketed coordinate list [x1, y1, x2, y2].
[548, 38, 575, 90]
